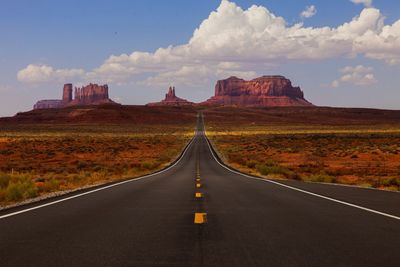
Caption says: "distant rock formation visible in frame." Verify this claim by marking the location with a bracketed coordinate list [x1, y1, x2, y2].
[69, 84, 113, 106]
[147, 86, 193, 106]
[33, 83, 117, 110]
[33, 100, 64, 110]
[203, 76, 312, 107]
[62, 83, 73, 104]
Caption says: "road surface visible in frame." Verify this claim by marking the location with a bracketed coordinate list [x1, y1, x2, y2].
[1, 114, 399, 266]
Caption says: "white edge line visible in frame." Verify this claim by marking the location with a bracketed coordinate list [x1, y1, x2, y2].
[204, 131, 400, 221]
[0, 134, 197, 220]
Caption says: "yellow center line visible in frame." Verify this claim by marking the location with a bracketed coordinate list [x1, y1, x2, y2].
[196, 178, 201, 182]
[194, 213, 207, 224]
[195, 192, 202, 198]
[196, 183, 201, 188]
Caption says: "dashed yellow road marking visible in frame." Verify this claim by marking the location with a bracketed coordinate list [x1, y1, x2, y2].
[194, 213, 207, 224]
[195, 192, 202, 198]
[196, 178, 201, 182]
[196, 183, 201, 188]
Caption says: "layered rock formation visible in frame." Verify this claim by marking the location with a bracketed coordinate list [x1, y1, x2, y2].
[204, 76, 312, 107]
[147, 86, 193, 106]
[33, 83, 116, 110]
[68, 84, 113, 106]
[62, 84, 73, 104]
[33, 100, 63, 110]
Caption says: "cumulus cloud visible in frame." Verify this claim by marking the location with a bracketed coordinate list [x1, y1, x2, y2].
[141, 65, 212, 88]
[332, 65, 377, 87]
[350, 0, 373, 7]
[17, 0, 400, 88]
[301, 5, 317, 18]
[17, 64, 84, 83]
[140, 62, 257, 87]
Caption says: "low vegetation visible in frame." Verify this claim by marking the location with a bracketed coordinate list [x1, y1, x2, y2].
[0, 123, 194, 206]
[205, 107, 400, 192]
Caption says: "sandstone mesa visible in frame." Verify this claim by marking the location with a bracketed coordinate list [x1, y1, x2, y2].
[203, 76, 312, 107]
[33, 75, 312, 110]
[147, 86, 194, 106]
[33, 83, 117, 110]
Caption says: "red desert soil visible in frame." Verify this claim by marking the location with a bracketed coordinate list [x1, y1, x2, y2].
[0, 105, 197, 206]
[0, 104, 197, 125]
[1, 104, 400, 206]
[204, 106, 400, 191]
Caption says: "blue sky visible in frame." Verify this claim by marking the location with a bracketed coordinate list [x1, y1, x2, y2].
[1, 0, 400, 116]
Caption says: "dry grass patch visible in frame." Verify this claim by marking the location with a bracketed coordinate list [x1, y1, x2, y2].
[0, 124, 194, 206]
[207, 123, 400, 191]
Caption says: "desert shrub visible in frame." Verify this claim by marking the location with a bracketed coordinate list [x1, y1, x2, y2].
[141, 161, 161, 170]
[5, 175, 38, 202]
[256, 164, 299, 180]
[129, 162, 141, 168]
[246, 160, 257, 169]
[77, 161, 87, 170]
[227, 153, 247, 166]
[41, 178, 60, 192]
[92, 165, 102, 172]
[265, 159, 277, 167]
[389, 177, 400, 187]
[308, 173, 337, 183]
[0, 189, 5, 202]
[150, 137, 162, 145]
[0, 149, 13, 155]
[0, 173, 11, 188]
[377, 177, 400, 188]
[46, 151, 56, 157]
[313, 149, 328, 157]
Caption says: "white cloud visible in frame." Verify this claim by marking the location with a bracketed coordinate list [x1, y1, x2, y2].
[301, 5, 317, 18]
[141, 65, 212, 87]
[332, 65, 377, 87]
[17, 0, 400, 88]
[350, 0, 373, 7]
[331, 80, 340, 88]
[140, 63, 257, 88]
[17, 64, 84, 83]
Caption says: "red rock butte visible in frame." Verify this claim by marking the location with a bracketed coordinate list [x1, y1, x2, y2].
[147, 86, 194, 106]
[34, 83, 117, 110]
[203, 76, 313, 107]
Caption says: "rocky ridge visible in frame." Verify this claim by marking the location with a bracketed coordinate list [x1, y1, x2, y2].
[147, 86, 193, 106]
[34, 83, 116, 110]
[203, 76, 312, 107]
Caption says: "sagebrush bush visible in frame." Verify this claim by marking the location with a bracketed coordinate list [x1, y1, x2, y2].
[41, 178, 60, 193]
[375, 177, 400, 188]
[256, 164, 300, 180]
[5, 178, 38, 202]
[0, 172, 39, 202]
[0, 173, 11, 188]
[141, 161, 161, 170]
[307, 173, 337, 183]
[246, 160, 257, 169]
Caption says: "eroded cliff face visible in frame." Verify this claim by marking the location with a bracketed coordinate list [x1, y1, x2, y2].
[147, 86, 194, 106]
[33, 83, 116, 110]
[205, 76, 312, 107]
[33, 100, 64, 110]
[68, 84, 113, 106]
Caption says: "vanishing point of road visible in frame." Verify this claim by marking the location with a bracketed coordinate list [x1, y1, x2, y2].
[1, 114, 399, 266]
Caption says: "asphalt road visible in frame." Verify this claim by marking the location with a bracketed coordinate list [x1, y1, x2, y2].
[0, 115, 399, 266]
